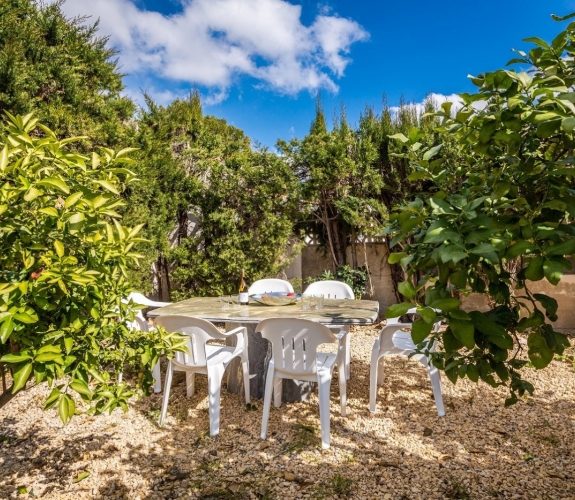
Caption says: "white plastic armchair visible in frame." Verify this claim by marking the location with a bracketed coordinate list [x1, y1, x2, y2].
[258, 318, 347, 449]
[370, 307, 445, 417]
[124, 292, 171, 393]
[154, 315, 250, 436]
[303, 280, 354, 380]
[248, 279, 294, 295]
[303, 280, 354, 300]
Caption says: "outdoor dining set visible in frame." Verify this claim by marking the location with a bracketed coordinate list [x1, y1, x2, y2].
[127, 279, 445, 449]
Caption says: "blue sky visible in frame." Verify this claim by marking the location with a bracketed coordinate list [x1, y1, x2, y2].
[62, 0, 574, 147]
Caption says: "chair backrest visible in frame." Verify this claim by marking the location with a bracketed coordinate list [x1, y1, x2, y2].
[128, 310, 149, 332]
[126, 292, 171, 308]
[248, 279, 294, 295]
[303, 280, 355, 299]
[381, 307, 442, 350]
[154, 315, 226, 367]
[258, 318, 336, 376]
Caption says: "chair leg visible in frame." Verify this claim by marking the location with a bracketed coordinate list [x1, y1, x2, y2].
[158, 362, 173, 427]
[207, 365, 225, 436]
[428, 364, 445, 417]
[338, 363, 347, 417]
[345, 332, 351, 380]
[261, 363, 275, 440]
[369, 350, 381, 413]
[242, 355, 250, 404]
[186, 373, 195, 397]
[273, 377, 282, 408]
[377, 358, 385, 386]
[153, 360, 162, 393]
[317, 371, 333, 449]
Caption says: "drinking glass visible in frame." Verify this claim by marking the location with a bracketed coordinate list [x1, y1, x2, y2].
[219, 296, 229, 311]
[313, 294, 324, 310]
[301, 295, 312, 310]
[228, 294, 240, 310]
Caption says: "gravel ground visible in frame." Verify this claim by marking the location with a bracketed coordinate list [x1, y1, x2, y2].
[1, 326, 575, 500]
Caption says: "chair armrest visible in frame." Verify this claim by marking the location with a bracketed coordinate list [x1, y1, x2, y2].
[223, 326, 247, 337]
[224, 326, 248, 357]
[335, 330, 347, 341]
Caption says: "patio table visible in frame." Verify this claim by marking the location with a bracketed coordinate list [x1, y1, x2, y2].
[149, 296, 379, 402]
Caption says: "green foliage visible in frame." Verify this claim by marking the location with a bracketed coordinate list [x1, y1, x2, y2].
[277, 101, 386, 271]
[125, 92, 301, 298]
[385, 15, 575, 402]
[0, 114, 187, 422]
[305, 264, 368, 299]
[0, 0, 134, 148]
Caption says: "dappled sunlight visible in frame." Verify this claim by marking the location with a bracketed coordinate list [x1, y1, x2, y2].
[1, 326, 574, 499]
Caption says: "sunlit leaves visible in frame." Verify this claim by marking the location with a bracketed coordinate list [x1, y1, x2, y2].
[384, 17, 575, 404]
[0, 116, 187, 423]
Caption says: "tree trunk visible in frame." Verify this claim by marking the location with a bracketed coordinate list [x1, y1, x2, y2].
[351, 227, 358, 270]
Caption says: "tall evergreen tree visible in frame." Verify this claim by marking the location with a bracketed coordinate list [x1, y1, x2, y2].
[0, 0, 134, 147]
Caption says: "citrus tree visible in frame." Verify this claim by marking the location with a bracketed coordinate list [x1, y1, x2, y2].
[385, 14, 575, 404]
[0, 113, 186, 422]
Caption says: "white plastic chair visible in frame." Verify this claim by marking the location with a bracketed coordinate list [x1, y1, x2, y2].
[303, 281, 354, 380]
[154, 315, 250, 436]
[258, 318, 347, 449]
[370, 308, 445, 417]
[248, 279, 294, 295]
[124, 292, 171, 393]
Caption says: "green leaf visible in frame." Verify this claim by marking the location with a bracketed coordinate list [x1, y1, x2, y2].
[533, 293, 558, 320]
[64, 337, 74, 355]
[23, 187, 42, 201]
[448, 319, 475, 350]
[423, 144, 442, 161]
[14, 312, 38, 324]
[70, 380, 92, 398]
[561, 116, 575, 133]
[64, 192, 83, 208]
[0, 352, 32, 363]
[385, 302, 412, 319]
[35, 352, 63, 363]
[398, 281, 416, 299]
[466, 364, 479, 382]
[388, 252, 406, 264]
[39, 207, 59, 217]
[44, 387, 62, 410]
[12, 362, 33, 393]
[93, 179, 120, 195]
[58, 394, 75, 424]
[417, 307, 437, 325]
[546, 237, 575, 257]
[527, 331, 554, 369]
[429, 297, 461, 311]
[411, 319, 432, 344]
[37, 177, 70, 194]
[0, 317, 14, 343]
[54, 240, 65, 258]
[0, 145, 7, 172]
[388, 133, 409, 144]
[506, 241, 536, 259]
[525, 256, 544, 281]
[543, 259, 565, 285]
[73, 472, 91, 483]
[439, 245, 467, 264]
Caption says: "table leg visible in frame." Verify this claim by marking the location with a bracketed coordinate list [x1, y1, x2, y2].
[225, 322, 313, 402]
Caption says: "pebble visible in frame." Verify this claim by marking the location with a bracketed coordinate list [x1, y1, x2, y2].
[0, 326, 574, 499]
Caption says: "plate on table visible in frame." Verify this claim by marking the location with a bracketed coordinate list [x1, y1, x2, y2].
[250, 292, 300, 306]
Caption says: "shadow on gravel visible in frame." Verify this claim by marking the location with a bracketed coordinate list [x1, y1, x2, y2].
[1, 337, 575, 499]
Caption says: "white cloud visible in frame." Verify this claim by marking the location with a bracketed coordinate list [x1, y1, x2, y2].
[59, 0, 368, 101]
[390, 92, 487, 117]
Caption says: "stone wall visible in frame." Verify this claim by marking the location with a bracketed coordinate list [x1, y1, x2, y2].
[285, 243, 397, 310]
[287, 244, 575, 330]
